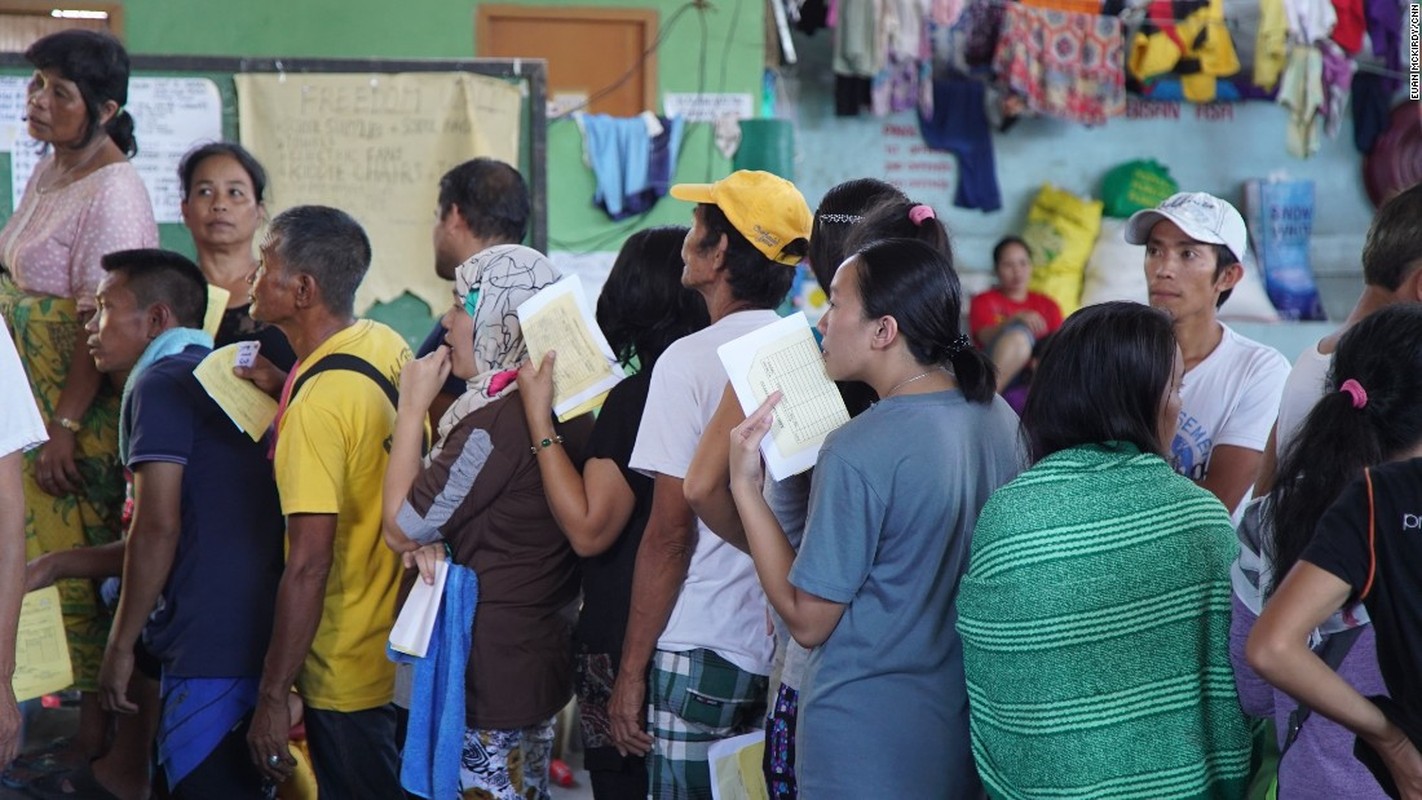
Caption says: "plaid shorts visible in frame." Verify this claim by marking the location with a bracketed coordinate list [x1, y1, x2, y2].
[648, 648, 769, 800]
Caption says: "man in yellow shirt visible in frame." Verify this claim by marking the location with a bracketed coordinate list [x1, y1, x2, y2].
[245, 205, 410, 797]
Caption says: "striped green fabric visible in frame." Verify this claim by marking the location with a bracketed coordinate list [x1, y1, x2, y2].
[958, 443, 1252, 800]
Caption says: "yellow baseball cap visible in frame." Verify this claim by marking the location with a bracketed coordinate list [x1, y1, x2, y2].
[670, 170, 812, 266]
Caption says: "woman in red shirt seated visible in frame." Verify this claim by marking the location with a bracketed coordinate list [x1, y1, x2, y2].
[969, 236, 1063, 397]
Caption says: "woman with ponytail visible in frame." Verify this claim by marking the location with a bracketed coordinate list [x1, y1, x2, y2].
[727, 237, 1022, 797]
[958, 301, 1252, 799]
[0, 28, 156, 771]
[1250, 305, 1422, 798]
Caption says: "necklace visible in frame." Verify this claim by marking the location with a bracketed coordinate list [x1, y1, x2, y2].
[886, 368, 938, 398]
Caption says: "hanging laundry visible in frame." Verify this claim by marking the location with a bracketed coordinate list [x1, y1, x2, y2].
[1285, 0, 1336, 43]
[1366, 0, 1403, 93]
[1254, 0, 1288, 88]
[993, 2, 1127, 126]
[834, 0, 881, 77]
[918, 76, 1002, 211]
[1319, 41, 1354, 138]
[1351, 71, 1391, 153]
[1329, 0, 1364, 51]
[1128, 0, 1240, 103]
[573, 113, 685, 220]
[872, 54, 922, 115]
[932, 0, 967, 27]
[1277, 44, 1324, 157]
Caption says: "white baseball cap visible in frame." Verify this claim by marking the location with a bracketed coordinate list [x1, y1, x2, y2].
[1125, 192, 1248, 263]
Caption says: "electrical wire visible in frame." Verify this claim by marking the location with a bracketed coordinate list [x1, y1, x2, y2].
[548, 1, 701, 122]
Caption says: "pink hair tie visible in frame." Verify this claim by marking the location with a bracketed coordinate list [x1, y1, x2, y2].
[1340, 378, 1368, 409]
[908, 204, 936, 226]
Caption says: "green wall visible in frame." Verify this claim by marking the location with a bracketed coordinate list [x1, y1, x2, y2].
[113, 0, 764, 342]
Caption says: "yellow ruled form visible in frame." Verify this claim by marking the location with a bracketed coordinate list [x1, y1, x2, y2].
[517, 276, 625, 422]
[193, 344, 279, 441]
[12, 587, 72, 702]
[201, 284, 231, 338]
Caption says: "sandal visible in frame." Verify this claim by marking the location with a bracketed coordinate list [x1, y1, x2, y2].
[22, 764, 122, 800]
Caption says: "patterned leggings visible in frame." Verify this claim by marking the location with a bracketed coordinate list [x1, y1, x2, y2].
[458, 718, 556, 800]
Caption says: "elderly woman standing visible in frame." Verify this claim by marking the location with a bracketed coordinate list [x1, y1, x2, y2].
[0, 28, 156, 763]
[383, 244, 594, 799]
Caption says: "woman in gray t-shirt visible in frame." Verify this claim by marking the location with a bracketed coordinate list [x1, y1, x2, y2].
[730, 235, 1023, 798]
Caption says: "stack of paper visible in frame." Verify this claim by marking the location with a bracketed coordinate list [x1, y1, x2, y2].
[389, 558, 449, 658]
[193, 344, 279, 442]
[12, 587, 72, 702]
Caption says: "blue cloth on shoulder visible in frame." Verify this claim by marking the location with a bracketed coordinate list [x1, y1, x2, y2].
[575, 113, 684, 220]
[387, 563, 478, 800]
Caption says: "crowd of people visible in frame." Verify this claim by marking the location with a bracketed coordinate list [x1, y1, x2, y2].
[6, 24, 1422, 800]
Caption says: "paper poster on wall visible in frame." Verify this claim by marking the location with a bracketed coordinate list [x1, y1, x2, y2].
[663, 93, 753, 123]
[236, 72, 522, 314]
[1, 77, 223, 223]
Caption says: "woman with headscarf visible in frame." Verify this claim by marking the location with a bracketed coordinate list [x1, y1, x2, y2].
[382, 244, 595, 800]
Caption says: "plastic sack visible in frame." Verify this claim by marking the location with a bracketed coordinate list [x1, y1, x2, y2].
[1022, 184, 1103, 315]
[1243, 179, 1326, 321]
[1081, 218, 1148, 306]
[1100, 160, 1180, 218]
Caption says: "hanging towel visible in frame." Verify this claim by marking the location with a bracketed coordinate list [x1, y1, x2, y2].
[119, 328, 213, 463]
[993, 2, 1126, 125]
[918, 77, 1002, 212]
[1278, 44, 1325, 157]
[389, 563, 479, 800]
[574, 113, 685, 220]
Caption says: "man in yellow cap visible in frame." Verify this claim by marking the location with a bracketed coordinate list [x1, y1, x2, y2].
[608, 170, 811, 799]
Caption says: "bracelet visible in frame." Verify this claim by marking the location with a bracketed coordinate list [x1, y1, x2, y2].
[530, 434, 564, 455]
[52, 416, 81, 433]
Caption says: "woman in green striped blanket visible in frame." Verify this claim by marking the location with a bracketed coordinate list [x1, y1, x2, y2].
[958, 301, 1252, 800]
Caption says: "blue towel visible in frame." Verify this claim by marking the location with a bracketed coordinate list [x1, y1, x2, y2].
[119, 328, 213, 463]
[575, 113, 684, 220]
[388, 563, 478, 800]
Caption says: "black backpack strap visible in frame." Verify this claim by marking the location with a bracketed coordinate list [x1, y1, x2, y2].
[290, 353, 398, 408]
[1282, 625, 1366, 755]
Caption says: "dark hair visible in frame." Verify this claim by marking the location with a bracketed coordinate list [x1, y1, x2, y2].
[178, 141, 268, 203]
[808, 178, 907, 289]
[852, 238, 995, 403]
[694, 204, 799, 309]
[437, 158, 529, 245]
[992, 235, 1033, 267]
[101, 248, 208, 329]
[1269, 304, 1422, 594]
[1022, 301, 1177, 463]
[1361, 181, 1422, 290]
[597, 226, 710, 371]
[267, 206, 371, 317]
[25, 30, 135, 157]
[844, 199, 951, 256]
[1213, 245, 1239, 308]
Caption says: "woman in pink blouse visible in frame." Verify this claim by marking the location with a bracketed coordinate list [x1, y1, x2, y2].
[0, 29, 156, 775]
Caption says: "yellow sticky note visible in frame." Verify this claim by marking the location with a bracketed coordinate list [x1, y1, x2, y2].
[203, 284, 231, 338]
[12, 586, 73, 702]
[193, 344, 278, 441]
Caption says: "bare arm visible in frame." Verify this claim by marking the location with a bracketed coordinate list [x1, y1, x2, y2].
[35, 327, 104, 496]
[1254, 423, 1280, 496]
[100, 461, 183, 714]
[1199, 444, 1264, 514]
[1248, 562, 1422, 795]
[518, 354, 635, 556]
[381, 348, 449, 555]
[248, 512, 336, 783]
[684, 384, 750, 552]
[608, 474, 697, 756]
[26, 541, 125, 591]
[0, 452, 27, 766]
[728, 394, 845, 648]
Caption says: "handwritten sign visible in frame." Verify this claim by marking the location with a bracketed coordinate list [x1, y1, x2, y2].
[236, 73, 522, 314]
[1, 77, 223, 222]
[881, 122, 954, 194]
[663, 93, 753, 122]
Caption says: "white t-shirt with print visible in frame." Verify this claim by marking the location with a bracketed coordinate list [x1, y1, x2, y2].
[0, 314, 47, 458]
[630, 308, 779, 676]
[1172, 323, 1290, 516]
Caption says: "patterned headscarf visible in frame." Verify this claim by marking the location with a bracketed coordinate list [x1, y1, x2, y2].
[436, 244, 561, 451]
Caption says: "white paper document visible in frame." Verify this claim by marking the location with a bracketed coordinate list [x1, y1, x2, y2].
[517, 276, 625, 421]
[717, 312, 849, 480]
[389, 558, 449, 658]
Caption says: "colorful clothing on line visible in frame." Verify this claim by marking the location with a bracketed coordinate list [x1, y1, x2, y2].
[0, 274, 122, 692]
[648, 648, 769, 800]
[992, 2, 1126, 126]
[458, 717, 555, 800]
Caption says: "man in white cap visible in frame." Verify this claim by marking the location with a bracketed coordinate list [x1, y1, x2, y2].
[1127, 192, 1289, 518]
